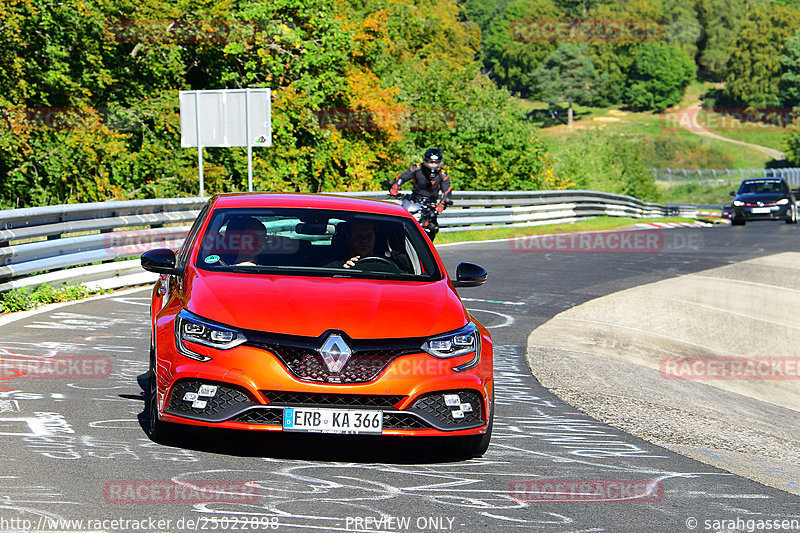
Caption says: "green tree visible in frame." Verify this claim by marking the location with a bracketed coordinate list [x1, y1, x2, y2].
[662, 0, 703, 61]
[625, 42, 695, 111]
[533, 43, 601, 126]
[780, 31, 800, 108]
[723, 4, 800, 108]
[0, 0, 562, 208]
[696, 0, 746, 80]
[482, 0, 560, 97]
[783, 121, 800, 166]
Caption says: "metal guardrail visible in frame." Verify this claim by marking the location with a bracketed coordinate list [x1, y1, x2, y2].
[651, 167, 800, 187]
[0, 191, 695, 293]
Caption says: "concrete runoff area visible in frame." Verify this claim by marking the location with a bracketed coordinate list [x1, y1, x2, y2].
[527, 251, 800, 495]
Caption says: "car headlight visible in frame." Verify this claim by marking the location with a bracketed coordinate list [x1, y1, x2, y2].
[175, 309, 247, 361]
[777, 198, 790, 205]
[733, 200, 744, 206]
[422, 323, 481, 373]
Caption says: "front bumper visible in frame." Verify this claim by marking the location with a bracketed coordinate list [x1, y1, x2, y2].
[732, 204, 792, 221]
[154, 331, 493, 437]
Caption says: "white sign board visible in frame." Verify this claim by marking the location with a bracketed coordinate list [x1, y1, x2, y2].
[179, 88, 272, 194]
[179, 89, 271, 147]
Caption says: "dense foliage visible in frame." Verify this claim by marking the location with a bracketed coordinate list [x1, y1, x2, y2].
[545, 131, 660, 202]
[8, 0, 800, 206]
[0, 0, 563, 208]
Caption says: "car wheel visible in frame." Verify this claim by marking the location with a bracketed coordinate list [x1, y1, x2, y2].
[147, 346, 171, 442]
[731, 217, 745, 226]
[450, 394, 494, 459]
[787, 206, 797, 224]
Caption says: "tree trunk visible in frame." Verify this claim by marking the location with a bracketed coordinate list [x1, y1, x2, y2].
[568, 102, 573, 127]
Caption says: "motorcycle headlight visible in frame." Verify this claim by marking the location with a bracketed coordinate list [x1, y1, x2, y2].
[423, 322, 479, 359]
[175, 309, 247, 361]
[733, 200, 744, 206]
[777, 198, 790, 205]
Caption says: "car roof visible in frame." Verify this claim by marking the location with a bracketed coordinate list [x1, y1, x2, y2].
[209, 192, 409, 217]
[741, 178, 785, 182]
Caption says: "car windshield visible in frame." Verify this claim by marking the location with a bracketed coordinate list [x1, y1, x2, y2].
[737, 180, 787, 194]
[194, 208, 441, 281]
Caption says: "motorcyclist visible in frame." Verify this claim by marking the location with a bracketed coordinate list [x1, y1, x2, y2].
[389, 147, 453, 214]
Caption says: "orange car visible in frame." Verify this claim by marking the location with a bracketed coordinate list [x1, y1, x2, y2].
[141, 193, 493, 457]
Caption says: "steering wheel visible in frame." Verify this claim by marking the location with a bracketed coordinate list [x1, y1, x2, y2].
[353, 256, 402, 272]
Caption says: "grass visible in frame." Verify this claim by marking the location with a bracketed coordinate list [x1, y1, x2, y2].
[657, 182, 733, 205]
[435, 216, 695, 245]
[529, 81, 784, 170]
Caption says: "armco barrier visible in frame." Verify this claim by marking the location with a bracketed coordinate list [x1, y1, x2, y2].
[0, 191, 695, 293]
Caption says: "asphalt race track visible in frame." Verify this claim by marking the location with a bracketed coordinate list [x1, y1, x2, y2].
[0, 223, 798, 533]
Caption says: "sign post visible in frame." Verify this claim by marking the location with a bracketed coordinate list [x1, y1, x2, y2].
[179, 88, 271, 195]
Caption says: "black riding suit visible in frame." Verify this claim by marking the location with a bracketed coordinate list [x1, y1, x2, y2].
[389, 164, 453, 210]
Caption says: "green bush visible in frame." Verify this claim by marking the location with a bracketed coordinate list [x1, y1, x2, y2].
[546, 131, 661, 202]
[0, 283, 102, 313]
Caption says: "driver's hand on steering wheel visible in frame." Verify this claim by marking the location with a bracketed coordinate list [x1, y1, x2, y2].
[342, 255, 361, 269]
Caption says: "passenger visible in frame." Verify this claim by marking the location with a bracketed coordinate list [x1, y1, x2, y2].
[223, 216, 267, 266]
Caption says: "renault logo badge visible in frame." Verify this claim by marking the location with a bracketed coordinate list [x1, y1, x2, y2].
[319, 334, 352, 373]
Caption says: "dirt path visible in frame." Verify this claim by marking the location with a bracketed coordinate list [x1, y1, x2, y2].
[674, 103, 786, 160]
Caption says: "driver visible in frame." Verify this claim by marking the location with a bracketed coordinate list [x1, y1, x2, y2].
[341, 220, 376, 269]
[388, 147, 453, 213]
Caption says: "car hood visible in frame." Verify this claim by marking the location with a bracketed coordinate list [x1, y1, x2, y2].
[184, 270, 467, 339]
[735, 193, 788, 204]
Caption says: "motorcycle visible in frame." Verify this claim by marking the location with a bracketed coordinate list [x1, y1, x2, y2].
[399, 193, 440, 241]
[382, 179, 450, 241]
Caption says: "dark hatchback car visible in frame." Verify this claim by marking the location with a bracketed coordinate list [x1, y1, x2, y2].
[729, 178, 797, 226]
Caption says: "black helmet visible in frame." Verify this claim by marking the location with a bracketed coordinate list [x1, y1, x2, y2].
[424, 148, 443, 165]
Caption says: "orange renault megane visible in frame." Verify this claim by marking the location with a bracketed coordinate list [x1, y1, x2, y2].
[141, 193, 493, 457]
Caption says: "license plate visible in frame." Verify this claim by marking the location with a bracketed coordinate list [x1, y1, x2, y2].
[751, 207, 772, 214]
[282, 407, 383, 434]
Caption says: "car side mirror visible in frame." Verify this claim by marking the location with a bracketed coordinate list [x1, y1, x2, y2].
[452, 262, 487, 288]
[141, 249, 183, 276]
[729, 191, 735, 196]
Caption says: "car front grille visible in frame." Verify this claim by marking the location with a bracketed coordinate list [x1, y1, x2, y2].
[261, 391, 404, 409]
[383, 412, 429, 430]
[244, 330, 424, 384]
[232, 408, 283, 425]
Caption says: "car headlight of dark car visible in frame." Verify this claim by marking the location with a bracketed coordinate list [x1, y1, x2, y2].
[777, 198, 790, 205]
[174, 309, 247, 361]
[733, 200, 744, 206]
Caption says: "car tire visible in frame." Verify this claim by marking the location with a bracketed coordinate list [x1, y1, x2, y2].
[786, 206, 797, 224]
[147, 345, 172, 443]
[451, 394, 494, 459]
[731, 217, 745, 226]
